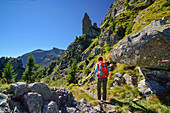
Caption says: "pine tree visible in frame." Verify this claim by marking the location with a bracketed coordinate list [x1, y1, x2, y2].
[66, 59, 77, 84]
[2, 60, 16, 83]
[22, 54, 40, 83]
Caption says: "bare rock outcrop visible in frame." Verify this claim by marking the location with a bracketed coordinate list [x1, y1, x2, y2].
[82, 13, 100, 37]
[111, 18, 170, 70]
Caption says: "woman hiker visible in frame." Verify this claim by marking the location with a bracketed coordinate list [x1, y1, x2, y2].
[93, 56, 109, 102]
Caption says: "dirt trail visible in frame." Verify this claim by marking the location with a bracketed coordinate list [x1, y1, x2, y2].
[78, 85, 116, 112]
[78, 84, 97, 99]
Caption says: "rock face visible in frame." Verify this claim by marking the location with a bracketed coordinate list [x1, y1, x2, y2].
[82, 13, 100, 37]
[111, 18, 170, 70]
[100, 0, 125, 28]
[23, 92, 43, 113]
[0, 57, 25, 81]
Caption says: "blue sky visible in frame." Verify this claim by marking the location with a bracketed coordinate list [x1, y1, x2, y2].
[0, 0, 113, 58]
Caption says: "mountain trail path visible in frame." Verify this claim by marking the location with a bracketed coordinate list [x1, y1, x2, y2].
[78, 85, 116, 112]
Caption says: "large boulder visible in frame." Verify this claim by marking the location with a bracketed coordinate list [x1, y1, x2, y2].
[139, 67, 170, 85]
[9, 100, 28, 113]
[23, 92, 43, 113]
[111, 18, 170, 70]
[10, 82, 29, 98]
[43, 101, 59, 113]
[138, 79, 167, 97]
[0, 93, 10, 113]
[51, 91, 60, 105]
[29, 82, 52, 101]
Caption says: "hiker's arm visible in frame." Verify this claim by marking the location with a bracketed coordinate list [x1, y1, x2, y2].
[93, 64, 98, 74]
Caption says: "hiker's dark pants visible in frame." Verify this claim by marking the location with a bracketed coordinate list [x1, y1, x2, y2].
[97, 78, 107, 101]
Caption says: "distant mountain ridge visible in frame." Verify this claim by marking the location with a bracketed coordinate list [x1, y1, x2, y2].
[18, 47, 65, 68]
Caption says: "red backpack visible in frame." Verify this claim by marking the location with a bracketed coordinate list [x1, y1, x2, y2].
[97, 62, 109, 78]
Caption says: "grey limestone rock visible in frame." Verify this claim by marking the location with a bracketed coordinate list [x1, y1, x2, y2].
[111, 18, 170, 70]
[86, 62, 94, 69]
[123, 74, 138, 88]
[11, 82, 29, 98]
[80, 98, 87, 105]
[82, 13, 100, 37]
[43, 101, 59, 113]
[23, 92, 43, 113]
[138, 79, 167, 97]
[29, 82, 52, 101]
[91, 48, 100, 56]
[0, 93, 10, 113]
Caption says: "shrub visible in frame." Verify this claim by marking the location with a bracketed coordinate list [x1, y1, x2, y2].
[101, 28, 104, 34]
[130, 0, 137, 4]
[117, 25, 125, 37]
[84, 68, 91, 76]
[66, 60, 77, 84]
[160, 1, 170, 8]
[125, 21, 134, 35]
[107, 80, 114, 88]
[111, 21, 116, 32]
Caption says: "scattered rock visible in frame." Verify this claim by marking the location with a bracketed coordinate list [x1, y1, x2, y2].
[91, 48, 100, 56]
[51, 91, 60, 105]
[123, 74, 138, 88]
[11, 82, 29, 98]
[80, 98, 87, 105]
[132, 98, 139, 102]
[43, 101, 59, 113]
[9, 100, 28, 113]
[133, 14, 144, 23]
[145, 0, 151, 6]
[115, 73, 122, 78]
[0, 93, 10, 113]
[29, 82, 52, 101]
[86, 62, 94, 69]
[23, 92, 43, 113]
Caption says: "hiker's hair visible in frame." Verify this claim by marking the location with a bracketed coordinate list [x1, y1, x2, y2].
[98, 57, 103, 61]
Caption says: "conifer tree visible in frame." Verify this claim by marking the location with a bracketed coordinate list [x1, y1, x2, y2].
[66, 59, 77, 84]
[22, 54, 40, 83]
[2, 60, 16, 83]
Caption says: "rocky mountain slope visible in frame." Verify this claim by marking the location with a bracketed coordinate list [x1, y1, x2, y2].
[0, 0, 170, 112]
[40, 0, 170, 112]
[18, 47, 65, 68]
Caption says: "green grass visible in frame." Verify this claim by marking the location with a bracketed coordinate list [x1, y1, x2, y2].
[67, 84, 98, 105]
[0, 84, 10, 91]
[132, 0, 170, 34]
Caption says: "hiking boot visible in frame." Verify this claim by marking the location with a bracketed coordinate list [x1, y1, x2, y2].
[100, 100, 106, 103]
